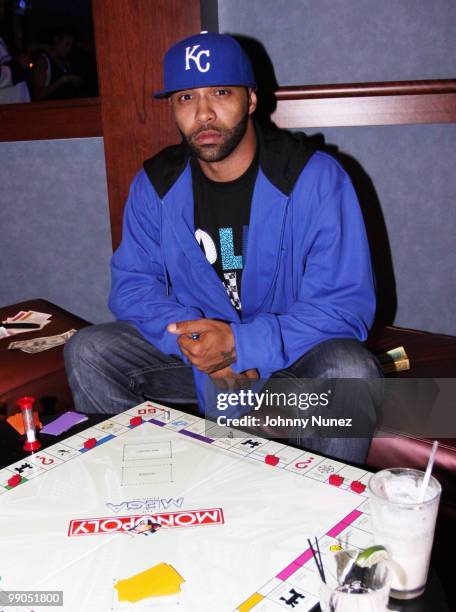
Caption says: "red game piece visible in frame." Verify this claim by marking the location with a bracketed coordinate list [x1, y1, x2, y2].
[84, 438, 97, 449]
[265, 454, 279, 466]
[329, 474, 344, 487]
[8, 474, 21, 487]
[130, 416, 142, 427]
[350, 480, 366, 494]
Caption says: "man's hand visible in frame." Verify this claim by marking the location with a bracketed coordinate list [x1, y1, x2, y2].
[210, 366, 259, 391]
[167, 319, 236, 374]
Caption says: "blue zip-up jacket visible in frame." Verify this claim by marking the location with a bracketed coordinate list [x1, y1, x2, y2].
[109, 125, 376, 412]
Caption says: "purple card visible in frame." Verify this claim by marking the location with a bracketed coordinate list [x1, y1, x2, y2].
[41, 411, 88, 436]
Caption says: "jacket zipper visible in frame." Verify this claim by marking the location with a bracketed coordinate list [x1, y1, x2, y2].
[249, 196, 289, 319]
[158, 199, 171, 296]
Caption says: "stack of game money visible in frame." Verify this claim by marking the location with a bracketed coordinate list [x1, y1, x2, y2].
[377, 346, 410, 373]
[8, 329, 77, 353]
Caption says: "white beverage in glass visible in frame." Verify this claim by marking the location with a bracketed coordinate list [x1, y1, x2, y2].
[368, 468, 441, 600]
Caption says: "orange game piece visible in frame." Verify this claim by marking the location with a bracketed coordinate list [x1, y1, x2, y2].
[6, 411, 42, 435]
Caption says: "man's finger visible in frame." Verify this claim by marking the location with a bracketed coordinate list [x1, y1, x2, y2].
[178, 334, 196, 351]
[167, 320, 208, 335]
[177, 335, 200, 359]
[245, 368, 260, 380]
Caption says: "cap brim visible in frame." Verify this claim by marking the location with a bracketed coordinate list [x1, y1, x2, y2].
[154, 81, 257, 100]
[153, 89, 172, 99]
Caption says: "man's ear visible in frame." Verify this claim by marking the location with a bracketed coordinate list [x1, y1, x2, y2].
[247, 88, 257, 115]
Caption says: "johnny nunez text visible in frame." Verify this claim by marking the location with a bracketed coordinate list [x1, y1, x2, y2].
[216, 415, 353, 428]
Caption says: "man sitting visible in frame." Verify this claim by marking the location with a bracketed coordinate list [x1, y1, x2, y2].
[65, 32, 382, 463]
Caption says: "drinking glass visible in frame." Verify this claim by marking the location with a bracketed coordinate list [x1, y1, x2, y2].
[368, 467, 441, 600]
[319, 550, 390, 612]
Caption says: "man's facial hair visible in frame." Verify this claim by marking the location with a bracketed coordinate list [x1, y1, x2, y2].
[181, 111, 249, 163]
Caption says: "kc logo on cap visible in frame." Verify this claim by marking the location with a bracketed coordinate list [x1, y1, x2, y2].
[154, 32, 256, 99]
[185, 45, 211, 73]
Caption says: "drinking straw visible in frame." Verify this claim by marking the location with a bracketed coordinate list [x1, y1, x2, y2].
[419, 440, 439, 502]
[308, 538, 326, 583]
[315, 537, 324, 577]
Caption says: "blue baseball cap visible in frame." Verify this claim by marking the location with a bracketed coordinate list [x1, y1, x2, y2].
[154, 31, 256, 98]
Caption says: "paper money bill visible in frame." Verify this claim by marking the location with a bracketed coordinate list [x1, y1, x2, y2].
[381, 358, 410, 374]
[8, 329, 77, 353]
[377, 346, 408, 364]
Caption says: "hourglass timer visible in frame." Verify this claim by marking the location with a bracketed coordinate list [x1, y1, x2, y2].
[17, 396, 41, 452]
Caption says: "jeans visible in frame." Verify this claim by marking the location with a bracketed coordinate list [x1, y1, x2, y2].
[64, 322, 383, 464]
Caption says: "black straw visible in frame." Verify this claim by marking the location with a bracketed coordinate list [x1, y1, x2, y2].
[307, 537, 326, 583]
[315, 537, 325, 581]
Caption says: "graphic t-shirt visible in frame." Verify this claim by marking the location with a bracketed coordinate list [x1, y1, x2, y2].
[192, 152, 259, 311]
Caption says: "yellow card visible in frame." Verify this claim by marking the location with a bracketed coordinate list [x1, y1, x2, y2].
[114, 562, 184, 602]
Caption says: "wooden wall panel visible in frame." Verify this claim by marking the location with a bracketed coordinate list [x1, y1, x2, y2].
[273, 80, 456, 128]
[92, 0, 201, 248]
[273, 92, 456, 128]
[0, 98, 101, 142]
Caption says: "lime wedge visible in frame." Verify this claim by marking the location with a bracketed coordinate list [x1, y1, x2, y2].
[355, 545, 388, 568]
